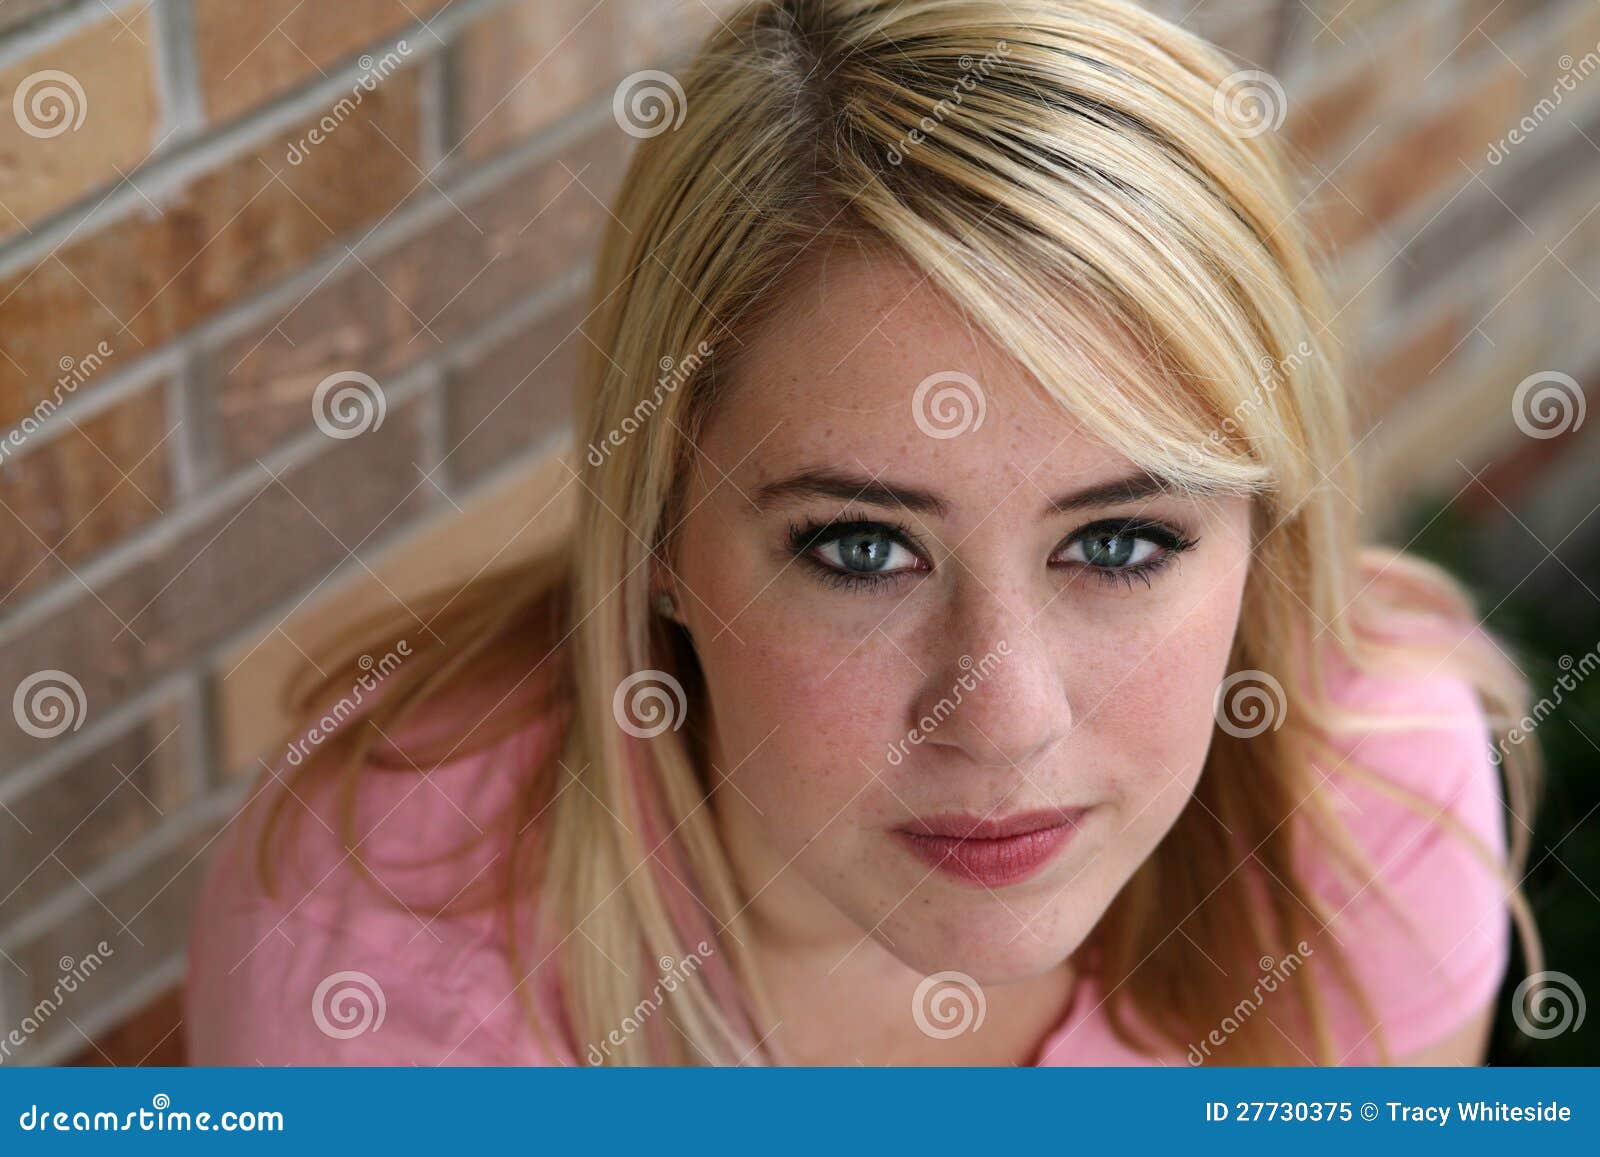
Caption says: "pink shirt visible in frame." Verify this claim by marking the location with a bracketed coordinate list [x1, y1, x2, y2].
[185, 653, 1512, 1066]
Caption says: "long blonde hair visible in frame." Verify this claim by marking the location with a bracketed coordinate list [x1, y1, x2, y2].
[257, 0, 1543, 1065]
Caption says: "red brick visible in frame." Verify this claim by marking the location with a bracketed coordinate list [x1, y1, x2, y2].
[0, 67, 425, 434]
[0, 396, 429, 771]
[1307, 55, 1522, 252]
[193, 0, 446, 123]
[0, 372, 174, 602]
[215, 123, 628, 466]
[452, 0, 738, 160]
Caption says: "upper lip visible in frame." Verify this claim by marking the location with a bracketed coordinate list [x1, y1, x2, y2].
[896, 806, 1088, 840]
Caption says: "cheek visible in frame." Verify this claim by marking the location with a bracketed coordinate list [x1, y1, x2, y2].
[1073, 566, 1247, 807]
[686, 580, 912, 824]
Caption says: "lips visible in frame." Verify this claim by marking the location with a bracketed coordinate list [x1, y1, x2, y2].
[893, 806, 1089, 888]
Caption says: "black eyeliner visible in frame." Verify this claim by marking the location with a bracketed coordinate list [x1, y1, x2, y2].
[784, 510, 1201, 593]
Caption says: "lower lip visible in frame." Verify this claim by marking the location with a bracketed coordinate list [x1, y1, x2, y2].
[893, 814, 1087, 888]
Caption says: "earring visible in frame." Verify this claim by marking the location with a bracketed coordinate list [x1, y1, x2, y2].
[655, 590, 677, 619]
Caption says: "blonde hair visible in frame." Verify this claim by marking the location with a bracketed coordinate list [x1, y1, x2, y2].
[257, 0, 1543, 1065]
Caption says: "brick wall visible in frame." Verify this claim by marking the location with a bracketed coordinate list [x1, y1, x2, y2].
[0, 0, 1594, 1065]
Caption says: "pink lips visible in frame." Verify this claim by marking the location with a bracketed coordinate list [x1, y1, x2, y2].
[893, 807, 1090, 888]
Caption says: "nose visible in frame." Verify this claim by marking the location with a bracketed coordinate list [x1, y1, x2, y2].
[906, 587, 1074, 770]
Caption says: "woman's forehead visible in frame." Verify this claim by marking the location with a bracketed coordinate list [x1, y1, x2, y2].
[706, 248, 1147, 497]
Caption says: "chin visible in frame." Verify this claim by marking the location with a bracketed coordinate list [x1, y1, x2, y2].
[873, 892, 1094, 986]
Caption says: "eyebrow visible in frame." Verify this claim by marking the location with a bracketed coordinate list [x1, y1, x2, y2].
[749, 466, 1184, 519]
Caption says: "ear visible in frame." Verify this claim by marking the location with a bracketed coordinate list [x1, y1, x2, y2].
[649, 559, 683, 624]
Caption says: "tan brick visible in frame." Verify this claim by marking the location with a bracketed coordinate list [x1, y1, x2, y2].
[0, 396, 429, 771]
[0, 67, 424, 434]
[193, 0, 446, 123]
[215, 122, 627, 466]
[0, 8, 159, 241]
[453, 0, 736, 160]
[0, 373, 174, 603]
[0, 695, 191, 923]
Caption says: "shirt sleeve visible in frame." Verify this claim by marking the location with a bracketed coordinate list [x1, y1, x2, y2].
[1300, 666, 1514, 1063]
[185, 893, 559, 1066]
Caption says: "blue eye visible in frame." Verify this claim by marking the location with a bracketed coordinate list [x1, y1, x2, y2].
[1056, 529, 1160, 569]
[1049, 519, 1199, 589]
[787, 513, 1199, 594]
[790, 517, 929, 590]
[813, 527, 921, 575]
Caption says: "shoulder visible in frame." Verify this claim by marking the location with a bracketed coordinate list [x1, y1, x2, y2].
[184, 710, 572, 1066]
[1297, 637, 1513, 1062]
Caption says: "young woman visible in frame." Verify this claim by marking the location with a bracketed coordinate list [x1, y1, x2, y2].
[185, 0, 1543, 1066]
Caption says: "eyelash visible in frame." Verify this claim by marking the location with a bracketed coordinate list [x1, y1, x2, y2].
[786, 508, 1200, 594]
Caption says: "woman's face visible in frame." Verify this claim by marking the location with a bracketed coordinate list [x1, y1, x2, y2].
[663, 247, 1254, 985]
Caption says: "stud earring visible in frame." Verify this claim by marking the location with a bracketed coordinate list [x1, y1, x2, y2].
[655, 590, 677, 619]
